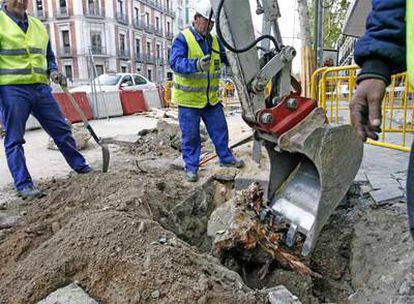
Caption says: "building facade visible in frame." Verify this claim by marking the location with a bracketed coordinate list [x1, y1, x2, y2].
[25, 0, 176, 85]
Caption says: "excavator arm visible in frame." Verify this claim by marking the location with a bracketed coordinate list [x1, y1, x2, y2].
[210, 0, 363, 255]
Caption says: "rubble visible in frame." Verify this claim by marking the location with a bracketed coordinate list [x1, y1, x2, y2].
[48, 123, 91, 151]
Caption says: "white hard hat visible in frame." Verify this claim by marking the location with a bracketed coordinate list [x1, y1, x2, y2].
[194, 1, 215, 22]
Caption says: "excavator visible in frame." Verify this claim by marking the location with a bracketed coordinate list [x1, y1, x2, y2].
[208, 0, 363, 256]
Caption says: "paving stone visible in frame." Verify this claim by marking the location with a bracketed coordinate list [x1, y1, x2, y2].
[365, 173, 402, 191]
[370, 188, 405, 206]
[37, 283, 98, 304]
[0, 213, 21, 229]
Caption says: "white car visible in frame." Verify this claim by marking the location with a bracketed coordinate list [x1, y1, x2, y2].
[70, 73, 156, 93]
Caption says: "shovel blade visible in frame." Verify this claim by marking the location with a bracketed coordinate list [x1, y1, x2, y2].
[265, 108, 363, 255]
[100, 143, 110, 173]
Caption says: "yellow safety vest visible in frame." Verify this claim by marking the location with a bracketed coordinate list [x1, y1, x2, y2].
[0, 10, 49, 85]
[172, 28, 222, 108]
[408, 0, 414, 87]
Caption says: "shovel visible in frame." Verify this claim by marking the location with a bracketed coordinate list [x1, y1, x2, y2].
[61, 86, 110, 173]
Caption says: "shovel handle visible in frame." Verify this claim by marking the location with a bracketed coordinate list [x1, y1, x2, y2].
[61, 86, 101, 144]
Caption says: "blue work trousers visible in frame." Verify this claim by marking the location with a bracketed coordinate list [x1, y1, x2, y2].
[408, 142, 414, 234]
[178, 103, 235, 173]
[0, 84, 89, 190]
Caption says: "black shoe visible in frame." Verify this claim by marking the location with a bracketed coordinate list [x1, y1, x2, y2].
[185, 171, 198, 182]
[17, 185, 45, 199]
[77, 166, 93, 174]
[220, 159, 245, 169]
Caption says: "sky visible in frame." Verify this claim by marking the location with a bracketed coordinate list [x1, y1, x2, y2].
[249, 0, 302, 73]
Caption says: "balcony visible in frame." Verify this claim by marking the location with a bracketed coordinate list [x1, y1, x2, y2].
[141, 0, 164, 13]
[119, 49, 129, 59]
[166, 31, 174, 40]
[145, 54, 156, 64]
[154, 27, 163, 36]
[59, 46, 72, 57]
[90, 46, 107, 56]
[36, 10, 45, 20]
[156, 57, 165, 65]
[164, 7, 176, 18]
[136, 53, 144, 63]
[86, 7, 104, 18]
[134, 18, 145, 30]
[144, 24, 154, 34]
[116, 12, 129, 25]
[56, 6, 69, 18]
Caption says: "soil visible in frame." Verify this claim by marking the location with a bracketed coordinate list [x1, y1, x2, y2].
[0, 128, 413, 304]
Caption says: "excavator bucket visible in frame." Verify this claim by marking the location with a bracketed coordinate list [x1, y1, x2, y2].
[264, 108, 363, 256]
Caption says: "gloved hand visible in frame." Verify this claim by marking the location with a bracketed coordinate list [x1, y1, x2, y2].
[197, 55, 211, 72]
[50, 71, 68, 87]
[350, 78, 386, 142]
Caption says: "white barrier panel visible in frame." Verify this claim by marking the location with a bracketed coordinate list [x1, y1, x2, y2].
[26, 115, 42, 131]
[143, 89, 163, 109]
[87, 91, 123, 119]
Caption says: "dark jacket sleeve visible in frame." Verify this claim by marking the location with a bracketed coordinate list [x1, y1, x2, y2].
[354, 0, 406, 85]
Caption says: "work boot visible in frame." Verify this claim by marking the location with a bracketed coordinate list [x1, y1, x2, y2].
[17, 185, 45, 200]
[220, 159, 245, 169]
[76, 166, 94, 174]
[185, 171, 198, 182]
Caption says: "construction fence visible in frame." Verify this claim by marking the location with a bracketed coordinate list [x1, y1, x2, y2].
[312, 65, 413, 152]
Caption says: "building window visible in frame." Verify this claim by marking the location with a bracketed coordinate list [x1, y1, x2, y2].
[59, 0, 67, 14]
[155, 16, 160, 30]
[121, 66, 127, 73]
[146, 42, 151, 55]
[166, 0, 170, 9]
[167, 21, 170, 34]
[120, 34, 126, 55]
[145, 12, 150, 26]
[136, 38, 141, 55]
[90, 31, 103, 54]
[64, 65, 72, 81]
[96, 65, 104, 75]
[62, 30, 70, 54]
[36, 0, 43, 15]
[88, 0, 100, 15]
[118, 0, 124, 14]
[156, 44, 160, 58]
[147, 69, 152, 81]
[134, 7, 139, 21]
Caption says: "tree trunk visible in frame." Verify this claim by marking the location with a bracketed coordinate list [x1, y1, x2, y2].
[297, 0, 316, 98]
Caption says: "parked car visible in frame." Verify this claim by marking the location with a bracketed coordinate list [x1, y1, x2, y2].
[70, 73, 156, 93]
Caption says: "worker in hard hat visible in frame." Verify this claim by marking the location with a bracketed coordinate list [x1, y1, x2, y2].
[170, 1, 244, 182]
[0, 0, 92, 199]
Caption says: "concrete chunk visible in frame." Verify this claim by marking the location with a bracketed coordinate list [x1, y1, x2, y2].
[267, 285, 302, 304]
[37, 283, 98, 304]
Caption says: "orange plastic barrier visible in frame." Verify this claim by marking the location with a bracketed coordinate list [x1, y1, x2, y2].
[119, 90, 148, 115]
[53, 92, 93, 123]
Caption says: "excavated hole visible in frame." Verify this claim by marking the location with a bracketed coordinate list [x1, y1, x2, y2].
[160, 178, 363, 304]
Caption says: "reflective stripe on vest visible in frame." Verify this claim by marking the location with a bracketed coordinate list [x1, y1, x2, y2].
[408, 0, 414, 87]
[0, 11, 49, 85]
[172, 28, 222, 109]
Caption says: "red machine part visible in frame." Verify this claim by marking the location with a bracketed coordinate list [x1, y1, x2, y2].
[255, 95, 318, 137]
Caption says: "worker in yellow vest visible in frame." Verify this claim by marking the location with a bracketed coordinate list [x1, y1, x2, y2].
[0, 0, 91, 199]
[350, 0, 413, 239]
[170, 1, 244, 182]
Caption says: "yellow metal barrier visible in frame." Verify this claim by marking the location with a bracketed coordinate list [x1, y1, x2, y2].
[312, 65, 413, 152]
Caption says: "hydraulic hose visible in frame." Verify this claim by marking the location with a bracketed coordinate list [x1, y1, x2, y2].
[215, 0, 280, 53]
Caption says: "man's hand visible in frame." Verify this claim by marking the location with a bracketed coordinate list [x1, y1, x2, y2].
[50, 71, 67, 87]
[197, 55, 211, 72]
[350, 78, 387, 142]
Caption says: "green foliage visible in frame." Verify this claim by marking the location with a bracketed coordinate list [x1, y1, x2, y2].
[308, 0, 350, 49]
